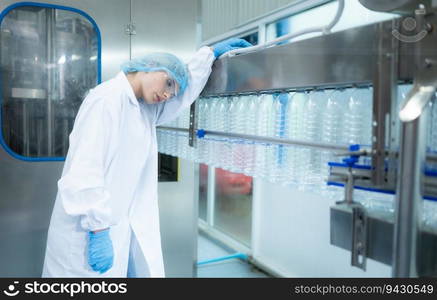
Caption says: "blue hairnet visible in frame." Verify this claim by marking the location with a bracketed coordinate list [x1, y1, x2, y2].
[121, 53, 189, 95]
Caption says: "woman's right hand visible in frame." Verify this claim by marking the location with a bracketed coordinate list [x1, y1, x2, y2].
[88, 228, 114, 273]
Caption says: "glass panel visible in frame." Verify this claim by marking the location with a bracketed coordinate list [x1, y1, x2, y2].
[213, 31, 259, 49]
[199, 164, 208, 221]
[0, 5, 98, 158]
[266, 1, 396, 43]
[214, 167, 253, 246]
[241, 31, 258, 46]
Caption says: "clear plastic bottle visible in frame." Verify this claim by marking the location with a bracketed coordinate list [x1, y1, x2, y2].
[173, 116, 180, 157]
[351, 184, 394, 219]
[341, 87, 373, 170]
[207, 98, 219, 166]
[217, 97, 230, 170]
[256, 94, 275, 137]
[166, 132, 173, 156]
[156, 129, 163, 153]
[156, 130, 164, 153]
[168, 130, 176, 157]
[343, 87, 373, 147]
[196, 97, 209, 164]
[179, 109, 191, 159]
[232, 95, 248, 174]
[284, 92, 306, 187]
[302, 90, 324, 189]
[234, 95, 247, 134]
[181, 109, 190, 129]
[195, 98, 205, 163]
[162, 130, 170, 155]
[254, 94, 274, 179]
[166, 130, 173, 155]
[320, 89, 347, 197]
[427, 100, 435, 155]
[243, 95, 257, 177]
[266, 94, 284, 184]
[422, 199, 437, 232]
[360, 87, 373, 148]
[366, 191, 394, 219]
[360, 87, 373, 167]
[163, 130, 171, 156]
[209, 97, 223, 167]
[321, 90, 345, 153]
[227, 96, 240, 173]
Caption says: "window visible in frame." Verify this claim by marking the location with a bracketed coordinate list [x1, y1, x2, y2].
[0, 4, 100, 159]
[266, 0, 396, 43]
[241, 31, 259, 46]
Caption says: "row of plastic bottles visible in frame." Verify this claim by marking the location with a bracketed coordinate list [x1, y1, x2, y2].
[158, 88, 373, 186]
[157, 85, 437, 231]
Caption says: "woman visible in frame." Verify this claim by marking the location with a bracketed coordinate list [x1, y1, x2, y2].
[42, 38, 251, 277]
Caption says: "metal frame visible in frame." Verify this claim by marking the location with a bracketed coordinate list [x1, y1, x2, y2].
[200, 0, 332, 46]
[159, 126, 351, 152]
[331, 205, 437, 277]
[0, 1, 102, 162]
[200, 21, 416, 95]
[371, 20, 399, 187]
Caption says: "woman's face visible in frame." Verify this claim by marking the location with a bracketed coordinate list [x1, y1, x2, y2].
[136, 71, 179, 104]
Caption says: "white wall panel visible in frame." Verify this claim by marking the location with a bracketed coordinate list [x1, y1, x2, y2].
[201, 0, 298, 41]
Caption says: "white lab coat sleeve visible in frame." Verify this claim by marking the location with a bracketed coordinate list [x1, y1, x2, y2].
[57, 95, 119, 231]
[154, 46, 215, 126]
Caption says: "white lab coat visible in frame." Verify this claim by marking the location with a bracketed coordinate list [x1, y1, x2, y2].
[42, 46, 214, 277]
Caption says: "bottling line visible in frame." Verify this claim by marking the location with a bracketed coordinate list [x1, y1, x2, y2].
[158, 0, 437, 277]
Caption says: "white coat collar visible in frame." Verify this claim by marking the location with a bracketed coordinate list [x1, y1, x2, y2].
[116, 71, 139, 107]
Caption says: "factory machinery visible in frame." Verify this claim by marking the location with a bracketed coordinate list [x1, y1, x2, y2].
[157, 0, 437, 277]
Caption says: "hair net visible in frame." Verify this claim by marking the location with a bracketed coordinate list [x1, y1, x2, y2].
[121, 53, 189, 95]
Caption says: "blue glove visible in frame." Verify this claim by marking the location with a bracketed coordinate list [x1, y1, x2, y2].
[88, 229, 114, 274]
[212, 38, 252, 58]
